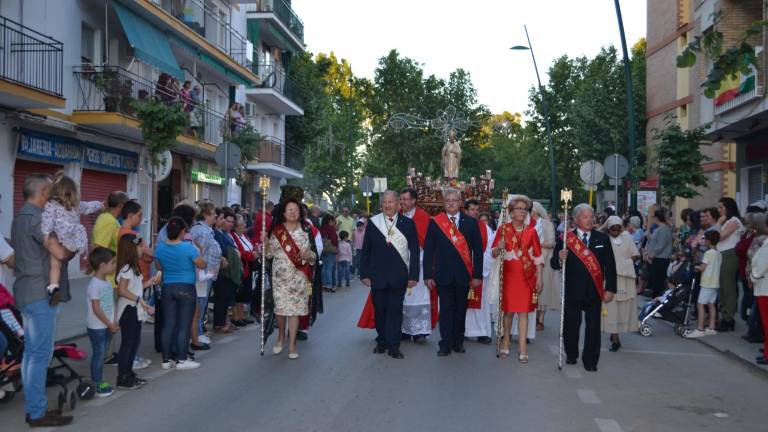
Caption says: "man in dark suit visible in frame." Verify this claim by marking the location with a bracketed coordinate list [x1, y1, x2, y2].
[551, 203, 617, 372]
[360, 191, 420, 359]
[423, 188, 484, 356]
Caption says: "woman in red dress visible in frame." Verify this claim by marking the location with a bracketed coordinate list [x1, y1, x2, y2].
[491, 195, 544, 363]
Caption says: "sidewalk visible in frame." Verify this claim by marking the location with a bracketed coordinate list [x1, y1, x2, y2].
[55, 277, 90, 342]
[687, 321, 768, 373]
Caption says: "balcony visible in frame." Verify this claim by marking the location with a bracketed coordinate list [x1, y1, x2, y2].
[246, 62, 303, 115]
[0, 15, 64, 109]
[246, 135, 303, 179]
[245, 0, 304, 50]
[71, 65, 227, 148]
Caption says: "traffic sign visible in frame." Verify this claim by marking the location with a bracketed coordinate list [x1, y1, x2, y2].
[579, 160, 604, 186]
[360, 176, 374, 193]
[373, 177, 388, 193]
[604, 154, 629, 179]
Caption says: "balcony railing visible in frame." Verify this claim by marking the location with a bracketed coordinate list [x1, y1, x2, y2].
[251, 61, 302, 105]
[72, 65, 227, 146]
[245, 0, 304, 44]
[253, 135, 303, 171]
[0, 15, 63, 96]
[152, 0, 252, 70]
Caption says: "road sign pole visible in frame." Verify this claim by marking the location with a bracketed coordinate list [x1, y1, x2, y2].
[366, 196, 370, 214]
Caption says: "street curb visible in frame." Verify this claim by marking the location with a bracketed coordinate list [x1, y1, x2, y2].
[56, 332, 87, 345]
[690, 337, 768, 379]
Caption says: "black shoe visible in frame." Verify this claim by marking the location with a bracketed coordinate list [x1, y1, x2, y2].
[243, 318, 255, 325]
[373, 344, 387, 354]
[117, 376, 139, 390]
[104, 353, 118, 366]
[452, 345, 466, 353]
[477, 336, 492, 345]
[388, 348, 404, 359]
[437, 348, 452, 357]
[716, 319, 736, 332]
[566, 358, 577, 365]
[609, 342, 621, 352]
[756, 357, 768, 365]
[133, 376, 147, 387]
[26, 410, 73, 427]
[297, 331, 308, 341]
[401, 333, 411, 341]
[584, 365, 598, 372]
[191, 342, 211, 351]
[413, 335, 428, 345]
[232, 320, 247, 327]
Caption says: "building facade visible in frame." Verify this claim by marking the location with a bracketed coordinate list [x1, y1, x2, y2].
[647, 0, 765, 217]
[0, 0, 305, 279]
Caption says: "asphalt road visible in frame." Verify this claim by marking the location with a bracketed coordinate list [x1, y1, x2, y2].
[3, 279, 767, 432]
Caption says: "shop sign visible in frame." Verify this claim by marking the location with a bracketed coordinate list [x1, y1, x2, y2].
[192, 170, 224, 185]
[18, 129, 81, 163]
[84, 143, 139, 173]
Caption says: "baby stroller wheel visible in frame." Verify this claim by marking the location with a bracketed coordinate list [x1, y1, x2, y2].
[56, 391, 66, 414]
[68, 389, 77, 411]
[639, 323, 654, 337]
[77, 381, 96, 400]
[674, 324, 684, 336]
[0, 389, 16, 403]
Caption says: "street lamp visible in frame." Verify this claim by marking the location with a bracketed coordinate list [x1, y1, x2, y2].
[511, 25, 558, 215]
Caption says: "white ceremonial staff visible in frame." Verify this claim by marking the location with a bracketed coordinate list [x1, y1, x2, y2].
[496, 188, 509, 358]
[558, 188, 572, 370]
[259, 175, 270, 356]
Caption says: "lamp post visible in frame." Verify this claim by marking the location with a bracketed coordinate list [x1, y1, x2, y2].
[511, 25, 558, 215]
[614, 0, 637, 212]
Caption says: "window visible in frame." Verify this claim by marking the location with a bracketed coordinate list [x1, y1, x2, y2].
[81, 24, 95, 64]
[747, 165, 764, 204]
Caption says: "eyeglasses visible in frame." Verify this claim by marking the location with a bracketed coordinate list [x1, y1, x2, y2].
[513, 207, 529, 212]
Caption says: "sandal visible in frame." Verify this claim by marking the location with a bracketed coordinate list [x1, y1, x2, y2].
[518, 353, 529, 363]
[499, 348, 510, 357]
[273, 343, 284, 355]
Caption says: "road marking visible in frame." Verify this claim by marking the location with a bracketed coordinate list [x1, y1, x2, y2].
[576, 389, 602, 405]
[85, 389, 127, 407]
[595, 418, 623, 432]
[564, 367, 583, 379]
[217, 335, 236, 344]
[601, 348, 716, 357]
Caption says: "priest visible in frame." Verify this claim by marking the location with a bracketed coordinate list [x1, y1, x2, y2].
[360, 191, 420, 359]
[463, 199, 494, 344]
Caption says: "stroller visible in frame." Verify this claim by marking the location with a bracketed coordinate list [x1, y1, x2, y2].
[0, 284, 95, 411]
[638, 259, 696, 337]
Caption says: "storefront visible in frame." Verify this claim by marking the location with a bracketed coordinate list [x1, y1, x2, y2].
[13, 129, 81, 213]
[190, 159, 225, 205]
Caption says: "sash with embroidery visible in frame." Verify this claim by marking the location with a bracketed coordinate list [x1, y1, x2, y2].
[273, 224, 313, 284]
[467, 220, 488, 309]
[505, 224, 538, 291]
[370, 213, 410, 271]
[565, 231, 605, 299]
[434, 213, 473, 281]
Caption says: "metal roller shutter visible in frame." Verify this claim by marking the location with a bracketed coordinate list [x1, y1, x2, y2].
[80, 169, 127, 269]
[13, 159, 63, 214]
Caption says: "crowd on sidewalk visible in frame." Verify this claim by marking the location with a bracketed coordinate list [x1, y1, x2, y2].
[0, 171, 348, 427]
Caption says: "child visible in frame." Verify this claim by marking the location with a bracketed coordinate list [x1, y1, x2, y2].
[115, 234, 158, 389]
[42, 172, 103, 305]
[352, 221, 365, 276]
[337, 231, 353, 289]
[86, 247, 118, 398]
[686, 231, 722, 338]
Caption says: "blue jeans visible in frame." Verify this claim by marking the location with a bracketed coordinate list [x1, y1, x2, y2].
[160, 283, 196, 362]
[338, 261, 351, 286]
[19, 299, 59, 419]
[0, 330, 7, 360]
[87, 328, 112, 383]
[198, 280, 213, 335]
[322, 253, 337, 287]
[353, 249, 362, 275]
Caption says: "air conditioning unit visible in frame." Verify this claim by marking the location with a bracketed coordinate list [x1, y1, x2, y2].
[245, 102, 257, 117]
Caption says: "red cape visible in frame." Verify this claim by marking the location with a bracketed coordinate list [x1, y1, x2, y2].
[357, 206, 439, 330]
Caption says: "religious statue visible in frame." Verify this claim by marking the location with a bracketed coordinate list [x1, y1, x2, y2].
[442, 128, 461, 179]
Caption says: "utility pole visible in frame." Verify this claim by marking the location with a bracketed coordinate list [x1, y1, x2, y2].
[614, 0, 638, 212]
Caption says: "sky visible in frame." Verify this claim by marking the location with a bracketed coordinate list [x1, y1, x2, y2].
[290, 0, 647, 115]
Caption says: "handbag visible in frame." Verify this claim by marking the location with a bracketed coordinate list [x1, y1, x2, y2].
[322, 238, 338, 254]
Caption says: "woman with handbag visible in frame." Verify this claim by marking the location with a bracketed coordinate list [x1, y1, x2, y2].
[320, 214, 339, 292]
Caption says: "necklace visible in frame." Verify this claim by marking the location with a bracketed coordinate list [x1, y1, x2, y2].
[384, 214, 396, 236]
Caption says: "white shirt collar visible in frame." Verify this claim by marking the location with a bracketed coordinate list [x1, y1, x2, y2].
[576, 228, 591, 240]
[404, 207, 416, 218]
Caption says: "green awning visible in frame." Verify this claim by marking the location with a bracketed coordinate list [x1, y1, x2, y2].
[113, 2, 184, 80]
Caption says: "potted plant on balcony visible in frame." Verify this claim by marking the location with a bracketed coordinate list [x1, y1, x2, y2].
[92, 69, 121, 112]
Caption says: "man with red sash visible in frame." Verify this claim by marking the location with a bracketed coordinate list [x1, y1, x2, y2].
[551, 203, 617, 372]
[360, 191, 420, 359]
[423, 188, 484, 356]
[463, 199, 494, 344]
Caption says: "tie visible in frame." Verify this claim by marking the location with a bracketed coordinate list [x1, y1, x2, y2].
[389, 217, 394, 223]
[450, 216, 457, 227]
[582, 231, 589, 245]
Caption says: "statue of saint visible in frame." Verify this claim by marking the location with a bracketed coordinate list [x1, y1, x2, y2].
[441, 128, 461, 179]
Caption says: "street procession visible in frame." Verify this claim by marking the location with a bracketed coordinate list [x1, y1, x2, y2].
[1, 1, 768, 431]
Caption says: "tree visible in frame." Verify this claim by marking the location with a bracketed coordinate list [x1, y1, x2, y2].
[677, 9, 767, 97]
[652, 115, 711, 206]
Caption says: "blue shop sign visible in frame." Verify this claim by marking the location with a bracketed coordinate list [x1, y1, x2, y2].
[84, 143, 138, 173]
[18, 129, 81, 163]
